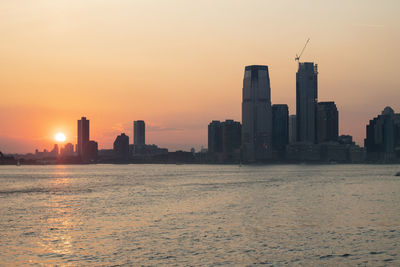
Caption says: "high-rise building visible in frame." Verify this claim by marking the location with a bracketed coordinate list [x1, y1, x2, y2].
[113, 133, 130, 159]
[242, 65, 273, 162]
[272, 104, 289, 151]
[77, 117, 89, 157]
[289, 115, 297, 144]
[296, 62, 318, 143]
[365, 106, 400, 160]
[317, 101, 339, 143]
[134, 120, 145, 146]
[208, 120, 223, 153]
[208, 119, 241, 162]
[221, 120, 241, 161]
[85, 141, 98, 161]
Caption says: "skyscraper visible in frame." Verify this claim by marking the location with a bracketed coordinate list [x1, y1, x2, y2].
[272, 104, 289, 151]
[365, 106, 400, 160]
[134, 120, 145, 145]
[289, 115, 297, 144]
[77, 117, 89, 157]
[296, 62, 318, 143]
[242, 65, 272, 162]
[221, 120, 242, 161]
[85, 140, 98, 162]
[208, 120, 223, 153]
[316, 101, 339, 143]
[208, 119, 241, 162]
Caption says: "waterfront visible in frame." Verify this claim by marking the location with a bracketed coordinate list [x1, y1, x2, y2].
[1, 164, 400, 265]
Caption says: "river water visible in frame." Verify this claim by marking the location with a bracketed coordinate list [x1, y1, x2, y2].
[0, 164, 399, 266]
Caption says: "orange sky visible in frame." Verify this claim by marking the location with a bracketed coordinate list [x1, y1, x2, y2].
[1, 0, 400, 153]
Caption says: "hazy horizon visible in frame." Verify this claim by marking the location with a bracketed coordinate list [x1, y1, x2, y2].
[1, 0, 400, 153]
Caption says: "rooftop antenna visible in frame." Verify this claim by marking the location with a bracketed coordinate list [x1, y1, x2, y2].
[295, 38, 310, 62]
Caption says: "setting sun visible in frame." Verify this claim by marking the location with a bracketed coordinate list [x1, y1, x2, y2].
[55, 132, 66, 143]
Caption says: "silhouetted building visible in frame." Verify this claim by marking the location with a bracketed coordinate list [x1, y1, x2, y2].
[113, 133, 130, 160]
[272, 104, 289, 151]
[208, 120, 223, 153]
[289, 115, 297, 143]
[221, 120, 241, 161]
[208, 119, 241, 162]
[296, 62, 318, 143]
[317, 101, 338, 143]
[242, 65, 272, 162]
[134, 120, 145, 146]
[365, 107, 400, 161]
[85, 141, 98, 162]
[77, 117, 89, 157]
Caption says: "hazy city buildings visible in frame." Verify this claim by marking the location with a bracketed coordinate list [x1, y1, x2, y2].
[134, 120, 145, 146]
[77, 117, 89, 157]
[60, 143, 74, 157]
[272, 104, 289, 151]
[289, 115, 297, 143]
[296, 62, 318, 143]
[113, 133, 130, 160]
[242, 65, 273, 162]
[7, 59, 396, 165]
[316, 102, 339, 143]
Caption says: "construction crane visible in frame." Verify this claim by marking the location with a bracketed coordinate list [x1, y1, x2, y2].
[295, 38, 310, 62]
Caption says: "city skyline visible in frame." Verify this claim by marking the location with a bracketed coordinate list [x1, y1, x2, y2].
[1, 1, 400, 153]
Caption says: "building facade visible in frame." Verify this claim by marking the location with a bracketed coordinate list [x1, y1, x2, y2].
[113, 133, 130, 160]
[208, 119, 241, 162]
[221, 120, 242, 161]
[365, 106, 400, 161]
[208, 120, 223, 153]
[316, 101, 339, 143]
[77, 117, 89, 157]
[296, 62, 318, 143]
[272, 104, 289, 151]
[289, 115, 297, 144]
[85, 141, 98, 162]
[134, 120, 145, 146]
[242, 65, 273, 162]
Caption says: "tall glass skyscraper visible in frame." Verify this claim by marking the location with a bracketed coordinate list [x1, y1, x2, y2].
[242, 65, 272, 162]
[296, 62, 318, 143]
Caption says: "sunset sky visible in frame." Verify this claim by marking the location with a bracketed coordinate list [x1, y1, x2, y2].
[1, 0, 399, 153]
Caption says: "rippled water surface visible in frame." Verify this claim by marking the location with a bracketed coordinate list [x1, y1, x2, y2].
[1, 164, 400, 266]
